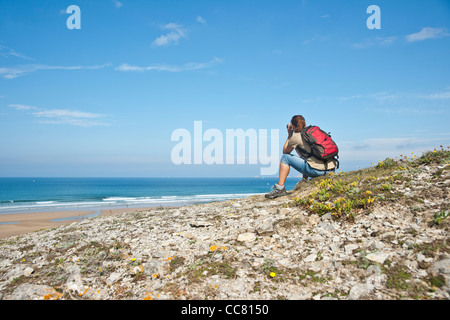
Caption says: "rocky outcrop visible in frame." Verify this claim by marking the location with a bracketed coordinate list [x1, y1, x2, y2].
[0, 150, 448, 300]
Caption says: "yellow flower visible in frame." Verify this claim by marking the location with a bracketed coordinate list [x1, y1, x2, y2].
[132, 258, 136, 262]
[210, 245, 227, 252]
[143, 292, 153, 300]
[270, 272, 276, 278]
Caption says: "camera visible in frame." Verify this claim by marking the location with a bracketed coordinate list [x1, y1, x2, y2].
[286, 123, 292, 130]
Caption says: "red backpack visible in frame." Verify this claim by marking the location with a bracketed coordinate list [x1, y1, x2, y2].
[301, 125, 339, 169]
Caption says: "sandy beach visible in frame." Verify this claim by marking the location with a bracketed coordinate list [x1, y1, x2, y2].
[0, 207, 158, 239]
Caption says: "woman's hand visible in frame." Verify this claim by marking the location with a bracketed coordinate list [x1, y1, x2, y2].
[287, 123, 294, 137]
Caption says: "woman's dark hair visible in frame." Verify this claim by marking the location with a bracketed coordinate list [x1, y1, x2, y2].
[291, 115, 305, 131]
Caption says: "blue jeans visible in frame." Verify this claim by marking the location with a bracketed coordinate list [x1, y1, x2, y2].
[281, 153, 327, 179]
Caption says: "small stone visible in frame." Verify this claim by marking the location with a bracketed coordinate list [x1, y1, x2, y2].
[329, 243, 341, 253]
[106, 272, 122, 286]
[5, 283, 55, 300]
[430, 259, 450, 277]
[237, 233, 256, 242]
[344, 244, 359, 255]
[23, 267, 34, 277]
[369, 240, 386, 251]
[348, 283, 371, 300]
[287, 293, 304, 300]
[152, 251, 167, 259]
[318, 221, 334, 232]
[367, 264, 382, 275]
[276, 208, 290, 215]
[366, 252, 390, 264]
[144, 259, 163, 276]
[308, 215, 320, 226]
[287, 292, 312, 300]
[190, 220, 213, 228]
[180, 232, 195, 240]
[256, 220, 274, 236]
[321, 212, 333, 220]
[304, 253, 317, 262]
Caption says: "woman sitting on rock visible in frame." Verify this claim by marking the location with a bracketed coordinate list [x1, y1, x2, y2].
[265, 115, 337, 199]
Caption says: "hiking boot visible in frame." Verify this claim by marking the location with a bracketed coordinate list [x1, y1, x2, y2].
[265, 185, 287, 199]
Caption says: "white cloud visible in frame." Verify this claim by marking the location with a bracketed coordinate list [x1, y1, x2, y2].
[0, 64, 109, 79]
[0, 44, 34, 61]
[337, 90, 396, 102]
[351, 36, 397, 48]
[8, 104, 36, 111]
[36, 118, 109, 127]
[302, 88, 450, 109]
[406, 27, 450, 42]
[197, 16, 206, 24]
[113, 0, 123, 8]
[416, 88, 450, 100]
[303, 37, 317, 45]
[370, 106, 445, 115]
[422, 91, 450, 100]
[340, 134, 450, 161]
[360, 89, 450, 101]
[33, 109, 104, 119]
[115, 57, 223, 73]
[8, 104, 109, 127]
[114, 64, 146, 72]
[32, 109, 109, 127]
[152, 23, 187, 47]
[351, 27, 449, 49]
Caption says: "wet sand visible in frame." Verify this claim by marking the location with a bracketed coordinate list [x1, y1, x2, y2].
[0, 207, 158, 239]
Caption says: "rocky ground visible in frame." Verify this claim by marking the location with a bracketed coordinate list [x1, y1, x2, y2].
[0, 148, 449, 300]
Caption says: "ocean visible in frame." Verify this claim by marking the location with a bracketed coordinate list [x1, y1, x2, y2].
[0, 177, 299, 215]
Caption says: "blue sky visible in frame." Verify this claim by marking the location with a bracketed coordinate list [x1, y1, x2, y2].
[0, 0, 449, 177]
